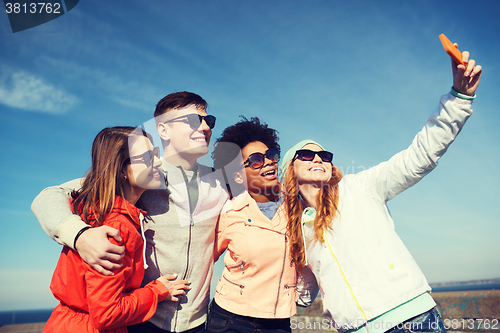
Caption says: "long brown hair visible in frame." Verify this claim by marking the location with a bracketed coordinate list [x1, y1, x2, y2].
[71, 126, 150, 226]
[283, 161, 343, 273]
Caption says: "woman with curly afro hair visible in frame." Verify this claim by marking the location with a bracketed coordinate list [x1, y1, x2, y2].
[207, 117, 317, 333]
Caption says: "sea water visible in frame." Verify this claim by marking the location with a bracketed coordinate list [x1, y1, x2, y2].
[1, 283, 499, 326]
[0, 309, 53, 326]
[430, 282, 500, 293]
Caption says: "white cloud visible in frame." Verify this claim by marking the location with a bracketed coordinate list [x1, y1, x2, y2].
[38, 56, 162, 113]
[0, 70, 78, 114]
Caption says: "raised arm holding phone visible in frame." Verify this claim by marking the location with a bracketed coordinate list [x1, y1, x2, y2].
[280, 38, 481, 333]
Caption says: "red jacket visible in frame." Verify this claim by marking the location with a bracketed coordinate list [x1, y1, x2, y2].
[43, 196, 169, 333]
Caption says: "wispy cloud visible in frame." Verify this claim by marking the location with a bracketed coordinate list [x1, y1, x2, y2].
[38, 56, 163, 113]
[0, 70, 78, 114]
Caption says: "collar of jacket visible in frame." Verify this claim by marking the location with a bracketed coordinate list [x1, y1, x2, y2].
[224, 190, 287, 234]
[160, 157, 201, 172]
[229, 187, 284, 212]
[72, 195, 146, 229]
[111, 195, 146, 229]
[228, 190, 254, 212]
[160, 157, 201, 186]
[301, 206, 316, 224]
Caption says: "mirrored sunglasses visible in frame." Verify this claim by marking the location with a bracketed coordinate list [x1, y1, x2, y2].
[130, 146, 160, 167]
[293, 149, 333, 163]
[163, 114, 216, 130]
[243, 148, 279, 170]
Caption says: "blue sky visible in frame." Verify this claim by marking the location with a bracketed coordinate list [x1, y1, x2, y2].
[1, 0, 499, 311]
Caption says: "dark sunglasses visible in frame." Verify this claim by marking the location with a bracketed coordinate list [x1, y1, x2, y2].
[243, 148, 279, 170]
[163, 114, 216, 130]
[293, 149, 333, 163]
[130, 146, 160, 168]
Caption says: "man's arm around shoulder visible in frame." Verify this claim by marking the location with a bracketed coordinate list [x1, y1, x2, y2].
[31, 178, 125, 275]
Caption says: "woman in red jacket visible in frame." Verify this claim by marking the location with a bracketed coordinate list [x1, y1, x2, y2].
[43, 126, 190, 333]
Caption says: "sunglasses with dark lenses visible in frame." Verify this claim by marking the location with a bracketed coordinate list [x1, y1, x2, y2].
[243, 149, 279, 170]
[130, 146, 160, 168]
[163, 114, 216, 130]
[293, 149, 333, 163]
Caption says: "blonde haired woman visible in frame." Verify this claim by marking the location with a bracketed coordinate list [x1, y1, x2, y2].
[280, 50, 481, 333]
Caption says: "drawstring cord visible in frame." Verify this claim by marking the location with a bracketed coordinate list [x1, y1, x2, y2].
[301, 207, 317, 267]
[139, 212, 148, 269]
[301, 218, 309, 267]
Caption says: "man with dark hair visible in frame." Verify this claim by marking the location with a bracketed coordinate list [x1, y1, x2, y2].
[32, 91, 228, 333]
[154, 91, 208, 118]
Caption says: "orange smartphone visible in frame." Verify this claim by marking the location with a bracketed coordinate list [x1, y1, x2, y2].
[439, 34, 464, 65]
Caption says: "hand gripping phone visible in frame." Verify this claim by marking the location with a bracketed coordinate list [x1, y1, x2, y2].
[439, 34, 464, 65]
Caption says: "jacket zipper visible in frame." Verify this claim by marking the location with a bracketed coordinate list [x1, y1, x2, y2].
[284, 283, 297, 296]
[223, 274, 245, 295]
[273, 234, 287, 317]
[182, 215, 193, 280]
[173, 172, 196, 332]
[172, 216, 192, 331]
[226, 261, 246, 272]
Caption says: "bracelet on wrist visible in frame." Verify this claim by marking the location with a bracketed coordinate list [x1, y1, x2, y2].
[451, 87, 476, 100]
[74, 226, 92, 249]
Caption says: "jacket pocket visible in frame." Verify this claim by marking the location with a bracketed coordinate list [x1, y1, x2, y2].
[285, 283, 298, 302]
[222, 274, 245, 295]
[226, 261, 248, 273]
[215, 278, 227, 297]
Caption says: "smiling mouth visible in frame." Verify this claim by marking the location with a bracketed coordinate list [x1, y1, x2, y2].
[310, 167, 325, 172]
[261, 168, 277, 179]
[192, 137, 207, 143]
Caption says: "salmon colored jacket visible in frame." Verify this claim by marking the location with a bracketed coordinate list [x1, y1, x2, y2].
[214, 191, 299, 319]
[43, 196, 169, 333]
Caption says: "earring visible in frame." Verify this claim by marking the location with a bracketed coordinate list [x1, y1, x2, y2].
[123, 175, 127, 180]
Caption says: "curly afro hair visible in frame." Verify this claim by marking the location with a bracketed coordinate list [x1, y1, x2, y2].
[212, 116, 280, 170]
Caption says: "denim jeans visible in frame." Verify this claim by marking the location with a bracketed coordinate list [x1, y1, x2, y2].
[385, 308, 447, 333]
[207, 300, 291, 333]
